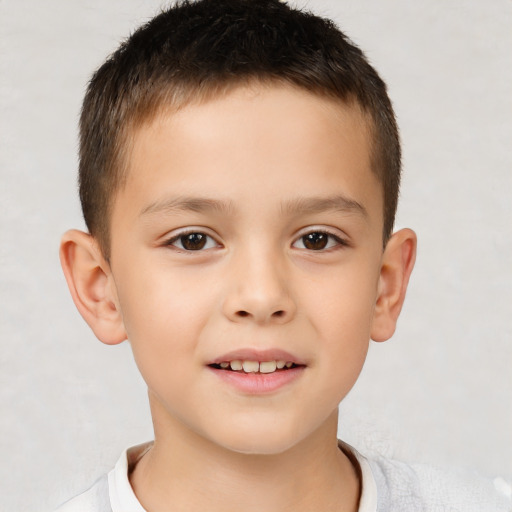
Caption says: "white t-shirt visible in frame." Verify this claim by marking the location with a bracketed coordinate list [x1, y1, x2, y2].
[55, 442, 512, 512]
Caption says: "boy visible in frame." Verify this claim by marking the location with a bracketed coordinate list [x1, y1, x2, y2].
[57, 0, 511, 510]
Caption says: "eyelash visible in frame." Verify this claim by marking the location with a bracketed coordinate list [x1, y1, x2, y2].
[164, 230, 220, 252]
[163, 229, 348, 252]
[292, 230, 348, 251]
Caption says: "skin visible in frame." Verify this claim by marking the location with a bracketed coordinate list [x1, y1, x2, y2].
[60, 83, 416, 512]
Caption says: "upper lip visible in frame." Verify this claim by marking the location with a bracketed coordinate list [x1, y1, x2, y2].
[208, 348, 306, 366]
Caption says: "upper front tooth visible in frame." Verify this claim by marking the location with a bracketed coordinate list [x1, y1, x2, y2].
[276, 360, 286, 369]
[242, 360, 260, 373]
[230, 360, 243, 371]
[259, 361, 277, 373]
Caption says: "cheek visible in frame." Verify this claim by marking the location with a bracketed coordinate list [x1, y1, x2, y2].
[303, 261, 379, 391]
[307, 262, 379, 337]
[115, 261, 215, 380]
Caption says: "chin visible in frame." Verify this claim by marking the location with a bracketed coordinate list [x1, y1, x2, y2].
[223, 438, 299, 456]
[207, 420, 310, 456]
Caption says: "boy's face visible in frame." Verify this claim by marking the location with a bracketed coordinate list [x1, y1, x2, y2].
[108, 84, 387, 454]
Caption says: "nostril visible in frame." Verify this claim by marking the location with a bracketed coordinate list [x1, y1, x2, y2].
[233, 309, 287, 320]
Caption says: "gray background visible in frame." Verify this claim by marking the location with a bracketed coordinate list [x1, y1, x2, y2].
[1, 1, 511, 510]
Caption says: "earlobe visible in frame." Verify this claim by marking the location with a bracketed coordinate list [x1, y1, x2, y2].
[371, 228, 417, 342]
[59, 229, 127, 345]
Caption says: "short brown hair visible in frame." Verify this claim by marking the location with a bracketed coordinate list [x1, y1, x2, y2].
[79, 0, 401, 258]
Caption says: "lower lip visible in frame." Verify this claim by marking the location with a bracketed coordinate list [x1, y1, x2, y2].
[208, 366, 305, 394]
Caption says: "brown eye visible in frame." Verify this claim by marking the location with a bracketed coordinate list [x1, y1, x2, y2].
[180, 233, 207, 250]
[292, 230, 345, 251]
[302, 232, 329, 250]
[167, 231, 218, 251]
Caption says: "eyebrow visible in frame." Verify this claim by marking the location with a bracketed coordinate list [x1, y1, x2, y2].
[280, 195, 368, 218]
[140, 196, 235, 217]
[140, 194, 367, 218]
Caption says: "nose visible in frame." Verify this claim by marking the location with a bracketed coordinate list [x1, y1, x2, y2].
[222, 246, 296, 325]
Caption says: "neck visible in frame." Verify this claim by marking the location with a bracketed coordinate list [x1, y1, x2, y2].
[130, 394, 360, 512]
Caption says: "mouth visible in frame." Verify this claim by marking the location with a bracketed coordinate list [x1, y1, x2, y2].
[209, 360, 303, 374]
[207, 350, 306, 394]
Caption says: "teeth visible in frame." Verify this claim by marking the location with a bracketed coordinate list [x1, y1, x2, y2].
[259, 361, 277, 373]
[221, 360, 295, 373]
[242, 360, 259, 373]
[230, 360, 243, 371]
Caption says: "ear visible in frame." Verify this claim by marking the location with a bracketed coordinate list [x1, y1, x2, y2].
[371, 228, 417, 342]
[59, 229, 127, 345]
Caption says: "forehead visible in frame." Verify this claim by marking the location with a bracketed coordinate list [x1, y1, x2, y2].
[115, 83, 382, 229]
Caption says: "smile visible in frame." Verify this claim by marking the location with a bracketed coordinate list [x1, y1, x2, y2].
[210, 360, 299, 374]
[207, 349, 307, 393]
